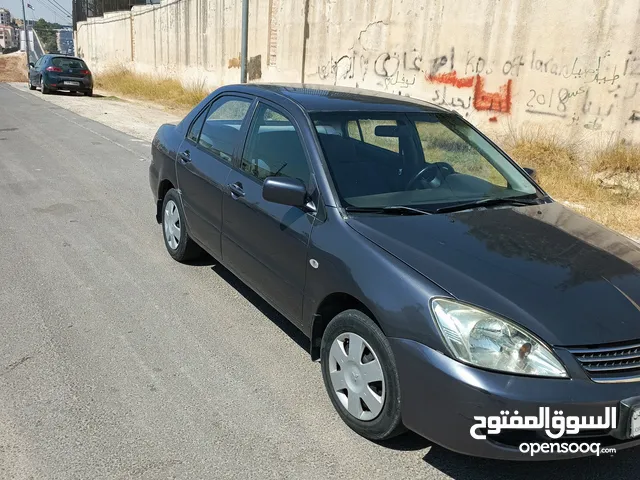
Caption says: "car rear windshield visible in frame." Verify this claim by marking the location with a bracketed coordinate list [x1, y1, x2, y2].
[51, 57, 88, 70]
[311, 112, 537, 211]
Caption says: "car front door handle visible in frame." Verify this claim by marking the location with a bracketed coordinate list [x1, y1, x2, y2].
[228, 182, 245, 198]
[178, 150, 191, 164]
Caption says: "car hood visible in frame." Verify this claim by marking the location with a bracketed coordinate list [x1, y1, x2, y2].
[346, 202, 640, 347]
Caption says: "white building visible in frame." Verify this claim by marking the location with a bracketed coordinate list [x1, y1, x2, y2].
[0, 25, 14, 49]
[0, 8, 11, 25]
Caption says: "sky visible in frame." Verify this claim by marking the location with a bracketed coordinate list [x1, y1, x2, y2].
[1, 0, 72, 25]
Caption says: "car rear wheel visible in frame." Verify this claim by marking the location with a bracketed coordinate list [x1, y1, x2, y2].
[41, 79, 49, 95]
[161, 188, 201, 262]
[320, 309, 405, 441]
[84, 89, 93, 97]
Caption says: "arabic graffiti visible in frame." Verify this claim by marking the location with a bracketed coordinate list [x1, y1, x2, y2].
[316, 50, 420, 88]
[427, 71, 474, 88]
[314, 44, 640, 132]
[427, 72, 512, 114]
[473, 76, 512, 113]
[424, 47, 639, 126]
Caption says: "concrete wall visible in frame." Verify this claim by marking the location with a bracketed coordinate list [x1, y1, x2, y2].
[76, 11, 132, 69]
[76, 0, 640, 146]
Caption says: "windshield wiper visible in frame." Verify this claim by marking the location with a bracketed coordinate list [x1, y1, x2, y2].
[434, 195, 541, 214]
[344, 205, 431, 216]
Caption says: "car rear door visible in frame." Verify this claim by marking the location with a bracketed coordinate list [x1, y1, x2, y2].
[221, 101, 318, 325]
[175, 94, 254, 259]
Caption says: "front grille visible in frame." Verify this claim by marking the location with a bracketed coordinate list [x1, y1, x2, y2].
[568, 341, 640, 383]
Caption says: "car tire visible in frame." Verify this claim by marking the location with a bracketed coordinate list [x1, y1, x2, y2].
[320, 309, 406, 441]
[41, 80, 49, 95]
[85, 90, 93, 97]
[161, 188, 201, 262]
[28, 78, 36, 90]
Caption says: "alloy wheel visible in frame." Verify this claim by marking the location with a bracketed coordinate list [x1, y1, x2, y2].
[328, 332, 386, 421]
[163, 199, 181, 250]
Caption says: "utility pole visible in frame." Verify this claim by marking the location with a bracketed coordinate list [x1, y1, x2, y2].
[240, 0, 248, 83]
[21, 0, 31, 71]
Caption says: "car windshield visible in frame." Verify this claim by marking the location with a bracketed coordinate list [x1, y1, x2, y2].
[51, 57, 88, 70]
[311, 112, 538, 212]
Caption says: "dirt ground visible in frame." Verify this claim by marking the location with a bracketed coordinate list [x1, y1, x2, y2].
[8, 82, 182, 143]
[0, 52, 28, 83]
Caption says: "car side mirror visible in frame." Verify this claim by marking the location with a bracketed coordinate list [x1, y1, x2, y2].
[29, 62, 35, 68]
[263, 177, 315, 212]
[523, 167, 538, 183]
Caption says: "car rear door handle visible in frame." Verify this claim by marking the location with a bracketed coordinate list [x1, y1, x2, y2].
[228, 182, 245, 198]
[178, 150, 191, 164]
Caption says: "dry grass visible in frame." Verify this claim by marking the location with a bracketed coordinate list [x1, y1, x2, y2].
[503, 127, 640, 239]
[94, 67, 209, 110]
[0, 52, 28, 83]
[591, 142, 640, 175]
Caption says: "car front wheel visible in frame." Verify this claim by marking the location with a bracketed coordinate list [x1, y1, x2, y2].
[161, 188, 201, 262]
[321, 309, 405, 441]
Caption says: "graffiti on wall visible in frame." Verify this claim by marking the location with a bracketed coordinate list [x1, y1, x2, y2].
[313, 44, 640, 129]
[426, 71, 512, 114]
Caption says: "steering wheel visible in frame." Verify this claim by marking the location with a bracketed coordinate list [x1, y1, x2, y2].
[406, 162, 455, 190]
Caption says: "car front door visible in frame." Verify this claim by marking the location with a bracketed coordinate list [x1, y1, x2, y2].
[175, 94, 254, 259]
[222, 102, 317, 325]
[30, 56, 43, 84]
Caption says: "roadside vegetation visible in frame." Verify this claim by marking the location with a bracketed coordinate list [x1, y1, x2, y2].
[94, 67, 208, 111]
[33, 19, 64, 53]
[503, 127, 640, 239]
[94, 68, 640, 240]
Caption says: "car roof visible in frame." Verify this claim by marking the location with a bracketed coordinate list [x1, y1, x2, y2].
[219, 83, 452, 114]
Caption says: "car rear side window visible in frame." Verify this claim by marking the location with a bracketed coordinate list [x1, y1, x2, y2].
[51, 57, 88, 70]
[347, 119, 399, 153]
[198, 97, 252, 163]
[240, 104, 310, 184]
[187, 109, 207, 143]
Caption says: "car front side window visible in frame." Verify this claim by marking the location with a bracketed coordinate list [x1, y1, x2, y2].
[240, 104, 311, 185]
[415, 120, 508, 187]
[197, 97, 252, 163]
[312, 111, 537, 210]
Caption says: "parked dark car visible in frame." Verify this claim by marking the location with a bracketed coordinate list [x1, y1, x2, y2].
[149, 84, 640, 460]
[28, 54, 93, 96]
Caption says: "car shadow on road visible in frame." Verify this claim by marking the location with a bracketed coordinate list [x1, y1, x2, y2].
[420, 444, 640, 479]
[45, 91, 112, 99]
[376, 431, 433, 451]
[199, 254, 310, 353]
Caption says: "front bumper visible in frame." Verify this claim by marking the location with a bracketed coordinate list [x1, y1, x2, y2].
[390, 338, 640, 460]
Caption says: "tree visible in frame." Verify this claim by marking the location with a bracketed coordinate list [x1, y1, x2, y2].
[33, 18, 61, 54]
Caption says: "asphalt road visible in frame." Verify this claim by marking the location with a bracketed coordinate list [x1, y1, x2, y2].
[1, 84, 640, 479]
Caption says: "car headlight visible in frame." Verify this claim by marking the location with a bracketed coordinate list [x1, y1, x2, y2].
[431, 298, 568, 378]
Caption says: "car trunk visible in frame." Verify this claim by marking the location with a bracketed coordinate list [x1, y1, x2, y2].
[50, 57, 90, 81]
